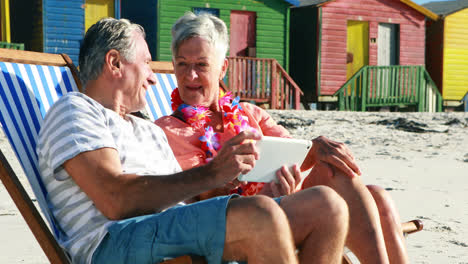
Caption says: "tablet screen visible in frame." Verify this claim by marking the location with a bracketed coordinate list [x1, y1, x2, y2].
[238, 136, 312, 182]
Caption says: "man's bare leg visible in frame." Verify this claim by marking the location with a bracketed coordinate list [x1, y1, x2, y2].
[280, 186, 349, 264]
[367, 185, 409, 264]
[222, 195, 298, 264]
[302, 162, 390, 264]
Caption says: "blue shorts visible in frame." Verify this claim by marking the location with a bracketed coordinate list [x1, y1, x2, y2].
[92, 195, 283, 264]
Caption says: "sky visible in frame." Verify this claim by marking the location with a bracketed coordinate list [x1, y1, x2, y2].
[412, 0, 454, 5]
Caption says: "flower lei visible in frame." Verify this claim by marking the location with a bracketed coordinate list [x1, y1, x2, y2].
[171, 88, 264, 196]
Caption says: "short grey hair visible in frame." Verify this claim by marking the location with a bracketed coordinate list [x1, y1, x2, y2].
[171, 12, 228, 63]
[79, 17, 145, 87]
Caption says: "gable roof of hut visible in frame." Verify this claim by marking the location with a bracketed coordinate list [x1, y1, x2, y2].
[297, 0, 438, 20]
[423, 0, 468, 17]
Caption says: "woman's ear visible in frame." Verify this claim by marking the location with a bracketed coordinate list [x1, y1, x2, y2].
[105, 49, 122, 77]
[220, 58, 228, 80]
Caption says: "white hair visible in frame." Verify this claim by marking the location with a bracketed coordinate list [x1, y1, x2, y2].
[171, 12, 228, 63]
[79, 17, 145, 87]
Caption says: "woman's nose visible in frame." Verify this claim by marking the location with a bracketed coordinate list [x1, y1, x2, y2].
[187, 65, 198, 80]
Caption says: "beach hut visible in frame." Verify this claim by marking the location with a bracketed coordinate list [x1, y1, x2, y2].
[8, 0, 121, 63]
[122, 0, 299, 69]
[122, 0, 304, 109]
[0, 0, 10, 42]
[424, 0, 468, 109]
[0, 0, 22, 49]
[289, 0, 438, 107]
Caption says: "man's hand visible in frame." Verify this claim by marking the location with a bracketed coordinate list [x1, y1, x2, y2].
[300, 136, 361, 178]
[207, 131, 262, 186]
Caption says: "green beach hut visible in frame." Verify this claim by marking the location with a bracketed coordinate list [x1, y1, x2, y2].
[123, 0, 300, 70]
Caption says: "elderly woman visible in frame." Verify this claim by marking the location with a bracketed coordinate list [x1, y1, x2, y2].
[155, 12, 409, 264]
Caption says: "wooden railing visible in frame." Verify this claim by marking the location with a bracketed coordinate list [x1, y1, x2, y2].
[334, 65, 442, 112]
[226, 57, 303, 109]
[0, 41, 24, 50]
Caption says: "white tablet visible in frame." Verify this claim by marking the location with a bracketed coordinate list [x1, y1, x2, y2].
[238, 136, 312, 183]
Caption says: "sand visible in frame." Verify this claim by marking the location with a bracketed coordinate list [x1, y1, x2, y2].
[0, 110, 467, 263]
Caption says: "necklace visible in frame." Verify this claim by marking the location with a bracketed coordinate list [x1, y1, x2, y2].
[171, 88, 265, 196]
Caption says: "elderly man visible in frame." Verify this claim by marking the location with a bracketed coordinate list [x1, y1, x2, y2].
[37, 17, 348, 264]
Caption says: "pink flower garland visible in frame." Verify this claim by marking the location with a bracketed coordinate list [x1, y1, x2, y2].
[171, 88, 265, 196]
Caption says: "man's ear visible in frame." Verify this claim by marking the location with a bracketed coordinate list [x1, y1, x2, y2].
[105, 49, 122, 77]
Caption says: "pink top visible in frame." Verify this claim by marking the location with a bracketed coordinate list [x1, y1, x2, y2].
[155, 102, 291, 171]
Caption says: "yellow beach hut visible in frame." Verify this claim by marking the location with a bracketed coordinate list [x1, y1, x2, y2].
[0, 0, 10, 42]
[424, 0, 468, 109]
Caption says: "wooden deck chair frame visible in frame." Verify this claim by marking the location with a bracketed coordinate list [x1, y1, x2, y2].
[0, 49, 422, 264]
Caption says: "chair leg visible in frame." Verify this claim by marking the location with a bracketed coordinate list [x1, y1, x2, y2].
[159, 256, 192, 264]
[159, 255, 207, 264]
[342, 254, 353, 264]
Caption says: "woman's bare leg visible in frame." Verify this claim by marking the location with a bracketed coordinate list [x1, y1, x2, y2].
[367, 185, 409, 264]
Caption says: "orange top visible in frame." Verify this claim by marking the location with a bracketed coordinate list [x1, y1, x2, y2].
[155, 102, 291, 171]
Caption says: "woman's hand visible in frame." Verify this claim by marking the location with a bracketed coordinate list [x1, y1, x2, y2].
[301, 136, 361, 178]
[260, 164, 303, 197]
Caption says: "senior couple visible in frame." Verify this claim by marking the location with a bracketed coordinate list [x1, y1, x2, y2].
[37, 12, 408, 264]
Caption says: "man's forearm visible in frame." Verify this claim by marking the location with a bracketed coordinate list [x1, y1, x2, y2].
[110, 164, 224, 219]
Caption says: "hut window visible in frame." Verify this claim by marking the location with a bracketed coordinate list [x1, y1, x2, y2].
[193, 7, 220, 17]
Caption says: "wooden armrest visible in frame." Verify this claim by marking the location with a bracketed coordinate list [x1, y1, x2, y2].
[402, 219, 423, 235]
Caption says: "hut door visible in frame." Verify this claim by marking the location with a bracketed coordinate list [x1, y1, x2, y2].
[346, 21, 369, 79]
[378, 23, 399, 66]
[230, 11, 256, 57]
[84, 0, 115, 32]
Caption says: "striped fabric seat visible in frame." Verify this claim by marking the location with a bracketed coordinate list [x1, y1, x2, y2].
[144, 73, 178, 121]
[0, 61, 79, 237]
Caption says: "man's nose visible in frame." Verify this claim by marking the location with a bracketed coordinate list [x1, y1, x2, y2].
[148, 72, 157, 86]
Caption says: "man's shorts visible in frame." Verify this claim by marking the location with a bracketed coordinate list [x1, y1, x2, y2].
[92, 195, 283, 264]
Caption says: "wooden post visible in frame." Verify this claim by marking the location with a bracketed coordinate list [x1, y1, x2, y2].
[361, 67, 367, 111]
[271, 60, 277, 109]
[295, 85, 300, 110]
[418, 66, 425, 112]
[262, 59, 266, 99]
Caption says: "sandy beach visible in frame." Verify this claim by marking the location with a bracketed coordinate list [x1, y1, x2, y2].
[0, 110, 467, 263]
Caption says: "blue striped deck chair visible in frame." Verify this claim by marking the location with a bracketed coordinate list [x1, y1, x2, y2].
[145, 61, 177, 121]
[0, 48, 80, 263]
